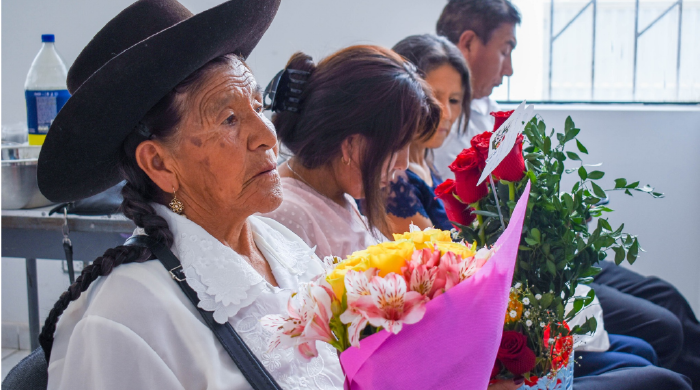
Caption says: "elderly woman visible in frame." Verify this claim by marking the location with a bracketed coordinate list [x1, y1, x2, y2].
[36, 0, 344, 389]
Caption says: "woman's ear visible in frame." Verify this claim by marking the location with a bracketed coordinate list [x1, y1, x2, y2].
[135, 140, 179, 193]
[340, 134, 366, 167]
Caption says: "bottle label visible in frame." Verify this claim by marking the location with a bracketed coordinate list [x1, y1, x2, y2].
[25, 89, 70, 145]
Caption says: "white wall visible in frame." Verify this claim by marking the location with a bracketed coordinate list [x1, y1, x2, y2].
[528, 105, 700, 315]
[2, 0, 699, 339]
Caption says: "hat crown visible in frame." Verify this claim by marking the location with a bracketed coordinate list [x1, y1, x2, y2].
[67, 0, 192, 94]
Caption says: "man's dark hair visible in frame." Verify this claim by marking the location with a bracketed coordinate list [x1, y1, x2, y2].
[436, 0, 521, 44]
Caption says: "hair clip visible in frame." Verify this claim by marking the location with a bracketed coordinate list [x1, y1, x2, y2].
[263, 68, 311, 114]
[135, 122, 152, 138]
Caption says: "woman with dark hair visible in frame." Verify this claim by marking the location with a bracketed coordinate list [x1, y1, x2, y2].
[32, 1, 346, 388]
[262, 46, 441, 259]
[384, 34, 471, 234]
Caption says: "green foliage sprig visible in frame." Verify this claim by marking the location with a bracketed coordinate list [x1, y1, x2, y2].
[455, 116, 663, 376]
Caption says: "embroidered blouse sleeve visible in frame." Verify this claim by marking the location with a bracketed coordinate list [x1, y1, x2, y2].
[385, 171, 429, 219]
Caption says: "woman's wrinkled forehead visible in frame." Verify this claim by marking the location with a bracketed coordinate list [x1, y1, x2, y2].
[186, 57, 261, 122]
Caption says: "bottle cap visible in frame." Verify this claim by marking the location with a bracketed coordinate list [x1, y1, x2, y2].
[41, 34, 55, 43]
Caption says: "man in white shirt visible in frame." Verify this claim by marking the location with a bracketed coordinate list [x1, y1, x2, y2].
[433, 0, 519, 180]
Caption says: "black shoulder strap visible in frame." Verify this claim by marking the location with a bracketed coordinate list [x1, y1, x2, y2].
[125, 235, 282, 390]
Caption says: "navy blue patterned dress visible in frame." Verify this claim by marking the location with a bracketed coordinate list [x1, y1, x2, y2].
[385, 168, 452, 231]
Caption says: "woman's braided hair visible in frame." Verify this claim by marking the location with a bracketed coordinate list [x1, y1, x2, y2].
[38, 54, 238, 361]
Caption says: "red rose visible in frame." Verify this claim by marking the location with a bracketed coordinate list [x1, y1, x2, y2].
[490, 359, 503, 379]
[448, 148, 488, 204]
[434, 179, 475, 228]
[491, 110, 514, 131]
[470, 131, 492, 166]
[497, 331, 537, 376]
[492, 133, 526, 182]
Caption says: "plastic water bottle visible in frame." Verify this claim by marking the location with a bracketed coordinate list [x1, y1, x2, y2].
[24, 34, 70, 146]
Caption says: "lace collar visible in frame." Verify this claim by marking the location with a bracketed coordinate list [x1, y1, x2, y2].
[141, 204, 320, 323]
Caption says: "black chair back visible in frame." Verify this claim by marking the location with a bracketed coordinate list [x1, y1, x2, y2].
[1, 348, 48, 390]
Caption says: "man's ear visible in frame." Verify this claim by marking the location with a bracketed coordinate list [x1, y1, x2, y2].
[135, 140, 179, 193]
[457, 30, 479, 56]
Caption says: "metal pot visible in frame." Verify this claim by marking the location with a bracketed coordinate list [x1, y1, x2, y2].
[1, 144, 52, 209]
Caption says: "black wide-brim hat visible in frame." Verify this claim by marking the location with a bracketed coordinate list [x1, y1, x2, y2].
[38, 0, 281, 202]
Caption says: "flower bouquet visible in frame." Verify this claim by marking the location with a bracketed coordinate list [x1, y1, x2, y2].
[261, 183, 533, 389]
[437, 107, 663, 388]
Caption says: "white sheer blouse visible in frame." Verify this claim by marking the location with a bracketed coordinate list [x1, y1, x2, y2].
[260, 177, 387, 260]
[48, 204, 344, 390]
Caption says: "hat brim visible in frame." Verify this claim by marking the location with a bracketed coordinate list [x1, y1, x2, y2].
[38, 0, 281, 202]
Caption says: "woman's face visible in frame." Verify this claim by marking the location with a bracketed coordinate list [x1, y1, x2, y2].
[163, 59, 282, 217]
[418, 64, 464, 150]
[341, 138, 410, 199]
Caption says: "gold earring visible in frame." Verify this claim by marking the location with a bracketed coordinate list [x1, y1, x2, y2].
[342, 157, 351, 166]
[169, 188, 184, 215]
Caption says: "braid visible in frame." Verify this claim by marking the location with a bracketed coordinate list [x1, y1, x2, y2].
[39, 171, 177, 363]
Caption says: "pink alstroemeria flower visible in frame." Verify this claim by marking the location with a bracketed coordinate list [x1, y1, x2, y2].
[402, 248, 440, 296]
[261, 279, 337, 360]
[353, 273, 428, 334]
[339, 268, 378, 348]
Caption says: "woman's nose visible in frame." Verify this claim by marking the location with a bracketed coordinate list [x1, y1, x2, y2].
[249, 113, 278, 151]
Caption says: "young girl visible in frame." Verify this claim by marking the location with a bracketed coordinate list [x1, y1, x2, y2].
[384, 34, 471, 234]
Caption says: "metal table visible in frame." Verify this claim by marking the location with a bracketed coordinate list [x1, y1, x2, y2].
[1, 207, 135, 350]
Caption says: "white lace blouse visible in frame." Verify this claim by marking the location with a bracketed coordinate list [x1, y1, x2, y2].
[47, 204, 344, 390]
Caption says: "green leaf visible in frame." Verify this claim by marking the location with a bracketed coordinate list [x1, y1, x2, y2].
[627, 181, 640, 188]
[627, 238, 639, 264]
[591, 182, 607, 198]
[585, 288, 596, 305]
[562, 193, 574, 210]
[524, 237, 539, 246]
[599, 219, 612, 231]
[588, 171, 605, 180]
[543, 137, 552, 154]
[614, 178, 627, 188]
[578, 166, 588, 181]
[471, 210, 500, 218]
[613, 246, 626, 265]
[546, 260, 556, 275]
[540, 293, 553, 308]
[566, 151, 581, 161]
[573, 299, 584, 315]
[576, 139, 589, 154]
[530, 228, 541, 243]
[565, 116, 575, 133]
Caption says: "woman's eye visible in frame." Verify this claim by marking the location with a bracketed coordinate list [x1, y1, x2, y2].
[450, 98, 461, 105]
[223, 114, 237, 126]
[255, 105, 264, 114]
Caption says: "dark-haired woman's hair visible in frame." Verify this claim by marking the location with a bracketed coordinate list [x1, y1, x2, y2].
[274, 45, 441, 235]
[392, 34, 471, 135]
[38, 54, 241, 361]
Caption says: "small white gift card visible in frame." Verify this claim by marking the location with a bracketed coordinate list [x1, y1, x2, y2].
[477, 101, 535, 185]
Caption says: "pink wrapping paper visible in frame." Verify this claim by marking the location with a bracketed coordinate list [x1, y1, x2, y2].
[339, 181, 531, 390]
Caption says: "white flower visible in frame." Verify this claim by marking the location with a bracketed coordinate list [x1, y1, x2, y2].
[514, 282, 522, 289]
[524, 310, 530, 318]
[540, 322, 546, 327]
[535, 294, 542, 300]
[522, 297, 530, 305]
[509, 310, 517, 318]
[526, 320, 533, 327]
